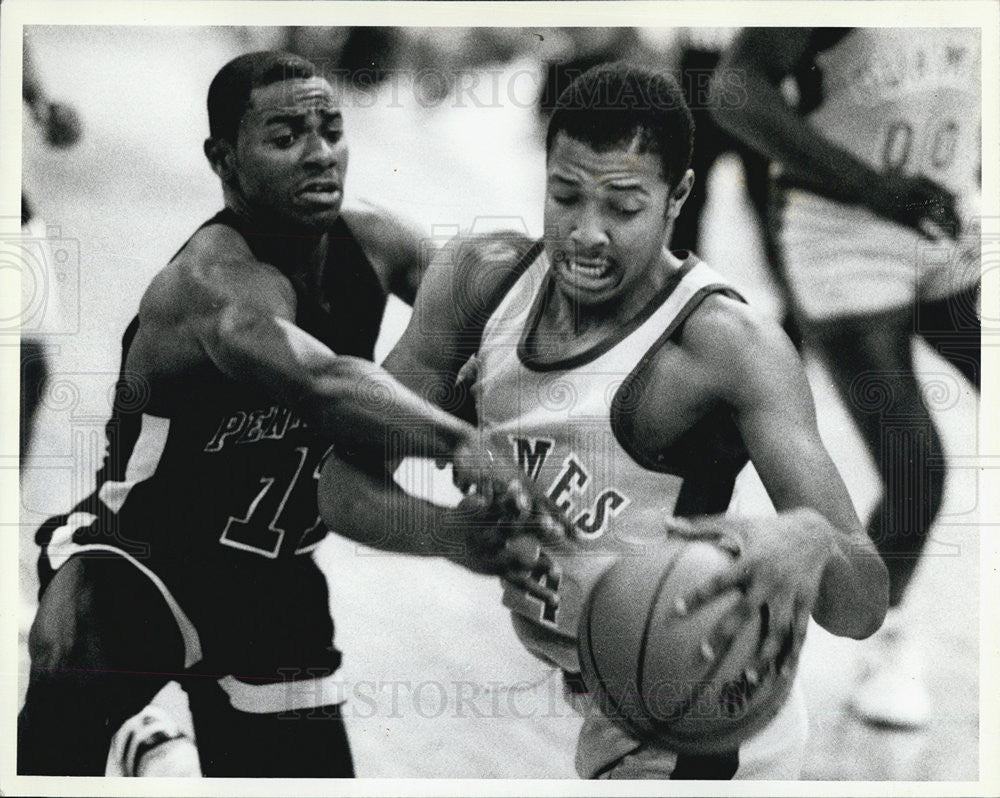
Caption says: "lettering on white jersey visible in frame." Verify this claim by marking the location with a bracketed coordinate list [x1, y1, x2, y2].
[847, 39, 976, 99]
[508, 435, 555, 481]
[508, 440, 632, 540]
[548, 454, 590, 513]
[573, 489, 631, 540]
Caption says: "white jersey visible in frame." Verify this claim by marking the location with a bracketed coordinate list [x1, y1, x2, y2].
[777, 28, 981, 321]
[474, 245, 748, 673]
[805, 28, 980, 196]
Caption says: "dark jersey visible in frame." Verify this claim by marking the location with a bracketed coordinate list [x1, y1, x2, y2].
[36, 209, 388, 680]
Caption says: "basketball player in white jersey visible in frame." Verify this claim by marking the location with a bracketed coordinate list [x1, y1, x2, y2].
[320, 63, 888, 779]
[712, 28, 981, 727]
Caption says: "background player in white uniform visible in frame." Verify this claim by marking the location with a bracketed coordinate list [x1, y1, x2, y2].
[713, 28, 981, 727]
[320, 62, 888, 779]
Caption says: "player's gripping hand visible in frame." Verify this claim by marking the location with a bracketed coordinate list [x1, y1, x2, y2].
[871, 172, 962, 241]
[450, 496, 566, 609]
[448, 439, 569, 605]
[451, 435, 567, 547]
[667, 510, 833, 680]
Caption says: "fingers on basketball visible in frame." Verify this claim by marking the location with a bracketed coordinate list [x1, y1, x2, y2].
[675, 566, 743, 617]
[580, 541, 802, 753]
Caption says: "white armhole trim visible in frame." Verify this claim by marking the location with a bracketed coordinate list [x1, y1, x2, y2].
[97, 414, 171, 513]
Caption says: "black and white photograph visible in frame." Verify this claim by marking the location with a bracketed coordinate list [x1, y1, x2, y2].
[1, 1, 997, 794]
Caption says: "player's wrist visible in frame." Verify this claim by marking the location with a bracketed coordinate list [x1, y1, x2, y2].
[783, 507, 837, 567]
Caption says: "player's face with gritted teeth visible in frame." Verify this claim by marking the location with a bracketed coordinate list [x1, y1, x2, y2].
[234, 77, 348, 231]
[544, 134, 672, 313]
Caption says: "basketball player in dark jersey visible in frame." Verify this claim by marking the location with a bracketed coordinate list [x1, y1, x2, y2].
[319, 63, 889, 779]
[17, 51, 562, 777]
[712, 28, 980, 727]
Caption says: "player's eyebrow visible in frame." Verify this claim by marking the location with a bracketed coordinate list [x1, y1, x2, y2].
[549, 172, 581, 186]
[604, 181, 650, 196]
[262, 109, 342, 127]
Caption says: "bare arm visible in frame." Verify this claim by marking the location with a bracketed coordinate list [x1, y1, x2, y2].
[716, 302, 888, 637]
[710, 29, 878, 206]
[342, 201, 430, 306]
[318, 450, 561, 604]
[318, 231, 565, 585]
[672, 298, 888, 654]
[711, 28, 960, 236]
[382, 230, 538, 413]
[129, 227, 473, 463]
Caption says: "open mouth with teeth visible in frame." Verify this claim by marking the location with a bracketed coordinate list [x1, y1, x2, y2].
[557, 253, 621, 294]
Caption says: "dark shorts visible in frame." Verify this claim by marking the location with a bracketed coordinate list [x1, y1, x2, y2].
[183, 676, 354, 777]
[24, 546, 354, 777]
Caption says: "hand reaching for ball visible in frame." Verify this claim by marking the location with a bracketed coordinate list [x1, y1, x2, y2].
[667, 510, 834, 680]
[448, 435, 570, 606]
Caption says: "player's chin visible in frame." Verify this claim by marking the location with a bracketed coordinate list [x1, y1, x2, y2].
[553, 272, 625, 308]
[287, 199, 342, 230]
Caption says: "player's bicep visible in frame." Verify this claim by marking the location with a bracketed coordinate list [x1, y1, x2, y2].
[189, 264, 307, 374]
[730, 331, 862, 534]
[383, 234, 506, 410]
[126, 260, 285, 386]
[138, 255, 339, 400]
[343, 202, 429, 305]
[207, 312, 338, 390]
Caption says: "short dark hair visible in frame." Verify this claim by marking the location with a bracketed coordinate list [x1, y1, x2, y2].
[545, 62, 694, 189]
[207, 51, 319, 142]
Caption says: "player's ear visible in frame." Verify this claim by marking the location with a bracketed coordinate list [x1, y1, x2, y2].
[666, 169, 695, 221]
[204, 137, 237, 182]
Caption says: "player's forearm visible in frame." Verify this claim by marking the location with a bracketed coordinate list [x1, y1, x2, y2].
[305, 355, 474, 459]
[320, 451, 482, 563]
[710, 69, 888, 209]
[205, 309, 475, 461]
[793, 508, 889, 639]
[319, 452, 454, 555]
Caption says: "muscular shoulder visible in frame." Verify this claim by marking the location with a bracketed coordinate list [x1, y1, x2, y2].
[342, 200, 419, 251]
[450, 230, 538, 317]
[667, 292, 801, 407]
[139, 223, 296, 327]
[385, 229, 536, 378]
[414, 228, 537, 329]
[341, 200, 426, 300]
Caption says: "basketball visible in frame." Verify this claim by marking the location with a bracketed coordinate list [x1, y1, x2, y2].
[577, 541, 797, 755]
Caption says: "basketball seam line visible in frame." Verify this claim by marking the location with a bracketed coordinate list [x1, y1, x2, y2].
[674, 584, 753, 729]
[635, 550, 687, 724]
[584, 571, 633, 730]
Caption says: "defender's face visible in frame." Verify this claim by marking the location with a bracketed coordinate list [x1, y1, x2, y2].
[234, 77, 347, 231]
[543, 134, 672, 309]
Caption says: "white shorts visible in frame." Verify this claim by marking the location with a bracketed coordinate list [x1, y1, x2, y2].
[569, 675, 809, 780]
[778, 189, 980, 322]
